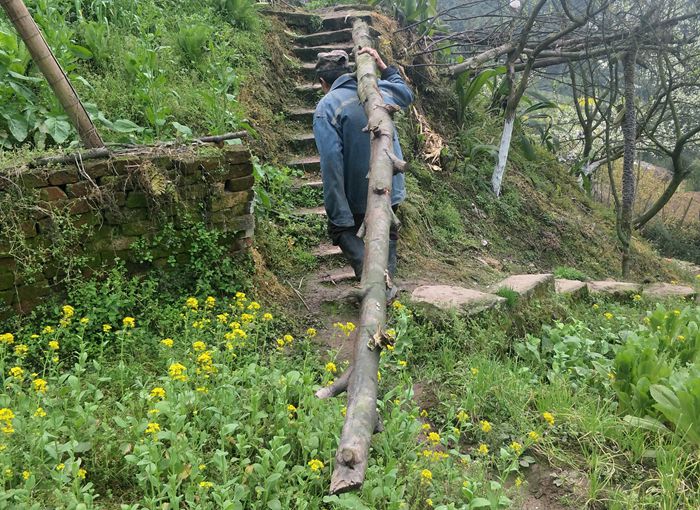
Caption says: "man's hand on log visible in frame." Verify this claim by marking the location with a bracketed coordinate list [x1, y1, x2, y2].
[358, 47, 387, 72]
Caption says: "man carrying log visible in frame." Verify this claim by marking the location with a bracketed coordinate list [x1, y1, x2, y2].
[313, 48, 413, 283]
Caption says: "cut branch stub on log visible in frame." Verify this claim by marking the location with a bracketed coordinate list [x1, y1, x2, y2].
[328, 18, 397, 495]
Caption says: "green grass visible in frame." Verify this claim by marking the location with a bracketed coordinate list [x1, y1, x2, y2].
[553, 266, 590, 281]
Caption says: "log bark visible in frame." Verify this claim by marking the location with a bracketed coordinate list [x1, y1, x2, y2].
[0, 0, 104, 148]
[329, 19, 396, 495]
[619, 47, 637, 278]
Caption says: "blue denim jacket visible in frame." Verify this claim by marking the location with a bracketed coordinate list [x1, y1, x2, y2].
[313, 67, 413, 228]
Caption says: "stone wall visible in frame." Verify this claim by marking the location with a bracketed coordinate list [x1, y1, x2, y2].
[0, 145, 255, 315]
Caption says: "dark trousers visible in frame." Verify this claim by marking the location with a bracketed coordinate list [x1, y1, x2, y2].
[328, 207, 399, 280]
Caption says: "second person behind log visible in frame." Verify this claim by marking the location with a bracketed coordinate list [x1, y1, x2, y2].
[312, 48, 413, 284]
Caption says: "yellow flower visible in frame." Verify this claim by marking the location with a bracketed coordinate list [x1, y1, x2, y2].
[377, 371, 381, 381]
[34, 407, 47, 418]
[341, 406, 347, 417]
[192, 341, 207, 352]
[14, 344, 28, 356]
[426, 499, 433, 507]
[160, 338, 174, 348]
[470, 367, 479, 376]
[247, 301, 260, 310]
[48, 340, 59, 351]
[510, 441, 522, 454]
[78, 468, 87, 479]
[592, 303, 599, 310]
[79, 317, 90, 325]
[147, 408, 160, 415]
[428, 432, 441, 444]
[0, 333, 14, 344]
[62, 305, 75, 318]
[276, 338, 285, 348]
[102, 324, 112, 333]
[196, 386, 208, 393]
[9, 366, 23, 379]
[422, 423, 431, 431]
[515, 476, 523, 487]
[480, 420, 492, 433]
[386, 344, 395, 351]
[199, 480, 214, 489]
[392, 301, 405, 311]
[398, 360, 407, 367]
[673, 309, 681, 316]
[420, 469, 432, 483]
[122, 317, 135, 328]
[633, 294, 642, 302]
[306, 327, 317, 338]
[386, 329, 396, 338]
[241, 313, 254, 323]
[528, 430, 540, 441]
[678, 335, 686, 342]
[185, 297, 199, 310]
[462, 480, 470, 488]
[233, 329, 247, 339]
[198, 464, 206, 471]
[52, 356, 59, 364]
[0, 408, 15, 434]
[33, 378, 47, 393]
[205, 296, 216, 309]
[543, 412, 555, 426]
[42, 326, 55, 335]
[604, 312, 614, 320]
[457, 410, 469, 423]
[56, 463, 65, 471]
[262, 313, 273, 321]
[477, 443, 489, 455]
[453, 427, 460, 436]
[420, 409, 429, 418]
[22, 470, 30, 480]
[283, 334, 294, 344]
[325, 362, 337, 374]
[287, 404, 297, 414]
[145, 422, 160, 435]
[608, 371, 616, 380]
[168, 363, 188, 382]
[235, 291, 246, 300]
[150, 387, 166, 399]
[308, 459, 324, 472]
[59, 317, 71, 328]
[216, 313, 229, 324]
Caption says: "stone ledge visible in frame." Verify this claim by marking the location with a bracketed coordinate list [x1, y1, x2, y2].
[496, 274, 554, 299]
[642, 282, 697, 300]
[410, 285, 505, 316]
[555, 279, 589, 299]
[587, 280, 642, 297]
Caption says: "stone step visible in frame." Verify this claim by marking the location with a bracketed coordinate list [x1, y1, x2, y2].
[410, 285, 506, 316]
[266, 10, 374, 32]
[292, 177, 323, 190]
[295, 83, 323, 102]
[313, 243, 343, 258]
[288, 107, 315, 124]
[295, 28, 353, 47]
[319, 266, 356, 284]
[642, 282, 697, 300]
[287, 155, 321, 173]
[587, 280, 642, 297]
[294, 206, 326, 216]
[495, 273, 554, 299]
[555, 279, 589, 299]
[289, 132, 316, 152]
[293, 43, 355, 62]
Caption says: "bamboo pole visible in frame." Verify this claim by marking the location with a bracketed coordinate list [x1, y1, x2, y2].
[0, 0, 104, 148]
[328, 19, 399, 495]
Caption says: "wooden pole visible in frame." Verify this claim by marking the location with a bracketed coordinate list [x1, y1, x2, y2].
[0, 0, 104, 148]
[328, 19, 398, 495]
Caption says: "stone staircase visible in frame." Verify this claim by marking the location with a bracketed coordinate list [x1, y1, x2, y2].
[411, 274, 698, 315]
[265, 7, 380, 286]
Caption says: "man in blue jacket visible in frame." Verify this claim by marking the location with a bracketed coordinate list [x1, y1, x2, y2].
[313, 48, 413, 280]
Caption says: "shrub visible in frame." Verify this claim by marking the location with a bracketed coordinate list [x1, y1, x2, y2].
[553, 266, 589, 281]
[216, 0, 258, 30]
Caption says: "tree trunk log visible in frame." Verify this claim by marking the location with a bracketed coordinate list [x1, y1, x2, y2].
[0, 0, 104, 148]
[620, 47, 637, 278]
[329, 19, 395, 495]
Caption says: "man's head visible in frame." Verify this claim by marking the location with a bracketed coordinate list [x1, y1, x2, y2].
[315, 50, 351, 94]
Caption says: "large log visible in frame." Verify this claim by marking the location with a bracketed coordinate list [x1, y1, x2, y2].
[329, 19, 396, 495]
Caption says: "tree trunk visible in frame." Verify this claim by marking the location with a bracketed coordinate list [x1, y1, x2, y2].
[329, 19, 398, 495]
[619, 47, 637, 278]
[634, 155, 690, 229]
[0, 0, 104, 148]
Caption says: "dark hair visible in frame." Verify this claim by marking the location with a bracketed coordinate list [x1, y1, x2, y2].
[317, 65, 351, 86]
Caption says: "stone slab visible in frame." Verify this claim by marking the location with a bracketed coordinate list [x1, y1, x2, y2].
[497, 273, 554, 299]
[587, 280, 642, 297]
[555, 279, 588, 299]
[642, 283, 697, 300]
[410, 285, 505, 316]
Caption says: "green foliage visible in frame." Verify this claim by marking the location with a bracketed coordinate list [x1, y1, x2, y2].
[643, 221, 700, 265]
[175, 25, 212, 64]
[368, 0, 437, 25]
[495, 288, 519, 308]
[455, 67, 505, 125]
[216, 0, 259, 30]
[553, 266, 589, 281]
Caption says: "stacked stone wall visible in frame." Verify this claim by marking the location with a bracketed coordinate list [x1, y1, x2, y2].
[0, 145, 254, 315]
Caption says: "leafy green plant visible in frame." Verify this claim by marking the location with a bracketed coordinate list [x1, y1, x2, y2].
[553, 266, 589, 281]
[175, 25, 211, 64]
[369, 0, 437, 26]
[455, 67, 506, 125]
[216, 0, 258, 30]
